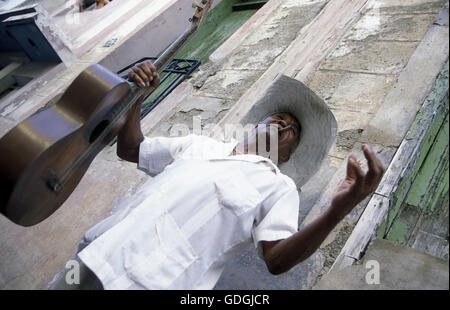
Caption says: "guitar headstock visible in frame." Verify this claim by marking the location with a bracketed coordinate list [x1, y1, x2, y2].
[191, 0, 214, 26]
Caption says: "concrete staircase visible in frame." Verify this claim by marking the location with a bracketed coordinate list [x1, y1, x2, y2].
[211, 0, 449, 289]
[136, 0, 449, 289]
[0, 0, 447, 290]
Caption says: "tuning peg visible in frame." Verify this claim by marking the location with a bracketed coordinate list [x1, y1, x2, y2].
[192, 1, 205, 10]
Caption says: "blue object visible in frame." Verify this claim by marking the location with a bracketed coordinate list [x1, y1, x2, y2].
[0, 6, 35, 52]
[4, 14, 61, 63]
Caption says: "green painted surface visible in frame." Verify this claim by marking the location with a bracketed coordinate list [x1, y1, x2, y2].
[377, 60, 450, 240]
[382, 108, 449, 247]
[385, 204, 421, 244]
[142, 0, 258, 107]
[406, 61, 449, 140]
[377, 220, 388, 239]
[406, 111, 449, 212]
[386, 220, 409, 243]
[176, 0, 258, 64]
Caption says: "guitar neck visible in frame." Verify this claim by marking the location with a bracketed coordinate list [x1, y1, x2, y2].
[154, 1, 214, 72]
[131, 0, 214, 93]
[55, 3, 213, 191]
[154, 28, 195, 72]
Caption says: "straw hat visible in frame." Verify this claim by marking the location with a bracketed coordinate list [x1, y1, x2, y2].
[239, 75, 338, 188]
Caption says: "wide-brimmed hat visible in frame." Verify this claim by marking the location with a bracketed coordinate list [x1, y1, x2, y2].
[239, 74, 338, 188]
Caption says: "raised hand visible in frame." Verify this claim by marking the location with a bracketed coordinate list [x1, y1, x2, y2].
[330, 144, 385, 220]
[128, 61, 161, 97]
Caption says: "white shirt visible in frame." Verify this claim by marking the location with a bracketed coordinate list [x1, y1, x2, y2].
[78, 135, 300, 290]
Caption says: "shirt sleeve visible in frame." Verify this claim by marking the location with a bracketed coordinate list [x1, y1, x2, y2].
[138, 135, 195, 176]
[251, 188, 300, 260]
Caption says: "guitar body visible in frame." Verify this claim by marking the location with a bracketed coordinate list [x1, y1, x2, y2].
[0, 0, 215, 226]
[0, 64, 130, 226]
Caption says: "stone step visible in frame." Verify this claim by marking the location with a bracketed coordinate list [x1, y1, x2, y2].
[331, 60, 448, 273]
[313, 238, 449, 290]
[296, 1, 448, 282]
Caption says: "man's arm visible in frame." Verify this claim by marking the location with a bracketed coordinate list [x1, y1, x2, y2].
[262, 144, 385, 275]
[117, 61, 160, 163]
[96, 0, 110, 9]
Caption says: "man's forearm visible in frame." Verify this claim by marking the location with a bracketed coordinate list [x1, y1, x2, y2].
[264, 207, 342, 275]
[264, 145, 385, 275]
[117, 60, 160, 163]
[117, 99, 144, 163]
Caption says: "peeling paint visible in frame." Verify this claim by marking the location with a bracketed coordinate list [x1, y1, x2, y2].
[378, 60, 449, 254]
[406, 112, 449, 212]
[386, 220, 409, 243]
[347, 9, 381, 41]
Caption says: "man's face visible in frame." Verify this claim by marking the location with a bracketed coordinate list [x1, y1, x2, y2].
[261, 113, 300, 162]
[244, 113, 300, 163]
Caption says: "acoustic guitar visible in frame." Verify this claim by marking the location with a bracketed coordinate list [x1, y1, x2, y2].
[0, 0, 214, 226]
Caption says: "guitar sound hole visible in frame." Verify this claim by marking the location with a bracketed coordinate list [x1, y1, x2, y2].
[89, 120, 110, 143]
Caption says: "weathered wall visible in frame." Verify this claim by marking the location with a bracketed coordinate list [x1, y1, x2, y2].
[99, 0, 223, 73]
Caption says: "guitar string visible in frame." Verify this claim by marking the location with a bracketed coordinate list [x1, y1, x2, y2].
[55, 28, 196, 190]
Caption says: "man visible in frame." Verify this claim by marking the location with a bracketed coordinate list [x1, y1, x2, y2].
[51, 61, 385, 290]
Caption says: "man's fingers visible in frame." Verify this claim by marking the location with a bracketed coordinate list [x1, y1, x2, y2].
[152, 70, 160, 87]
[362, 144, 385, 178]
[346, 155, 357, 180]
[143, 61, 161, 88]
[362, 144, 386, 194]
[140, 63, 154, 83]
[128, 61, 160, 90]
[129, 71, 146, 87]
[135, 67, 150, 86]
[148, 62, 160, 86]
[351, 157, 365, 181]
[347, 155, 364, 182]
[147, 61, 157, 73]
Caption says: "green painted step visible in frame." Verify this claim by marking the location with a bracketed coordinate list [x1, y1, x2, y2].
[406, 111, 449, 212]
[375, 61, 449, 258]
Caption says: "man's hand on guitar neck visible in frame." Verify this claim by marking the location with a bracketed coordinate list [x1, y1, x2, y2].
[129, 61, 161, 97]
[117, 61, 160, 164]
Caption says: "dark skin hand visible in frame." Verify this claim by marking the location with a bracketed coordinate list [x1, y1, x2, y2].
[118, 61, 386, 275]
[261, 144, 385, 275]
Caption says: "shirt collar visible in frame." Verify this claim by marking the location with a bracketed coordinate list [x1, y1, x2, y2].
[209, 154, 281, 174]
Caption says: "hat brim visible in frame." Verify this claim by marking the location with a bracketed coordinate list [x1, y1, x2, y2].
[239, 75, 338, 188]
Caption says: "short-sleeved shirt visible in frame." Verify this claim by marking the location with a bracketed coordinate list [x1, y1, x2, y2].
[78, 134, 299, 290]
